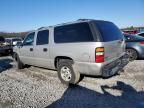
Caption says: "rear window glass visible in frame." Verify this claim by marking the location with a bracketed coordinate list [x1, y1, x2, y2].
[95, 21, 123, 42]
[54, 23, 94, 43]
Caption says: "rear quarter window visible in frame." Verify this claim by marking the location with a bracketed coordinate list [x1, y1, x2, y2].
[95, 21, 123, 42]
[54, 23, 94, 43]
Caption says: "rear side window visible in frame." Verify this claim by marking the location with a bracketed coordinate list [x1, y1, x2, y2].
[54, 23, 94, 43]
[36, 30, 49, 45]
[95, 21, 123, 42]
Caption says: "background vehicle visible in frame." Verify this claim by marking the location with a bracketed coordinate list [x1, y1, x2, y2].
[0, 36, 13, 55]
[123, 30, 139, 34]
[5, 38, 22, 46]
[14, 19, 128, 84]
[0, 36, 5, 43]
[136, 32, 144, 37]
[124, 34, 144, 61]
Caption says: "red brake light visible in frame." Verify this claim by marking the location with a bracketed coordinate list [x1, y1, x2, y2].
[139, 42, 144, 44]
[95, 47, 104, 63]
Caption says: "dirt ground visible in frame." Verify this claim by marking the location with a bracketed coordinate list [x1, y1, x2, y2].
[0, 56, 144, 108]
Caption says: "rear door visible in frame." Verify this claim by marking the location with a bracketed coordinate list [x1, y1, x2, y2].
[33, 29, 51, 68]
[95, 21, 125, 62]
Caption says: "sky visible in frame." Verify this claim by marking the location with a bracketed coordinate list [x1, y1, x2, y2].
[0, 0, 144, 32]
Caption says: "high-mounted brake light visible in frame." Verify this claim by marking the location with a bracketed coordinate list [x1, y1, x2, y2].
[95, 47, 104, 63]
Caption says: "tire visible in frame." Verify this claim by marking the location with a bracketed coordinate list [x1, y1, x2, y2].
[16, 54, 24, 69]
[57, 59, 80, 85]
[12, 53, 16, 60]
[126, 49, 138, 61]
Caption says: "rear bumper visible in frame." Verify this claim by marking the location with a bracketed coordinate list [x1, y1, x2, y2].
[74, 54, 129, 77]
[102, 54, 129, 77]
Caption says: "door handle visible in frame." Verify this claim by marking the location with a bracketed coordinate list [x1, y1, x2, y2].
[30, 48, 33, 51]
[43, 48, 47, 52]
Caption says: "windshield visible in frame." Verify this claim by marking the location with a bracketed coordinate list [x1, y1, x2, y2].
[6, 39, 11, 43]
[95, 21, 123, 42]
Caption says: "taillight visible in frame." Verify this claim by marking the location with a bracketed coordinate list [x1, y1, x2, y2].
[139, 42, 144, 45]
[95, 47, 104, 63]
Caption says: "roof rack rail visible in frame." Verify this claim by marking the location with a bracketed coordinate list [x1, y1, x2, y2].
[38, 27, 45, 30]
[77, 19, 91, 21]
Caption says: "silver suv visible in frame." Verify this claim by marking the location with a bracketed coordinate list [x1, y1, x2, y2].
[14, 19, 128, 84]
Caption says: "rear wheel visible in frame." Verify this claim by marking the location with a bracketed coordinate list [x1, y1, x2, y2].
[57, 59, 80, 85]
[126, 49, 138, 61]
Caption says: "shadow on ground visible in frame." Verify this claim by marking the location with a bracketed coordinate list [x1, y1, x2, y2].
[47, 81, 144, 108]
[0, 58, 13, 73]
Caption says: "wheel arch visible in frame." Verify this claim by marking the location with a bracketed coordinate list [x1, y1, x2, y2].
[126, 47, 139, 56]
[54, 56, 74, 69]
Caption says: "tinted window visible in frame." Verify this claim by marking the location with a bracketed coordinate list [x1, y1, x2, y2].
[95, 21, 123, 42]
[54, 23, 93, 43]
[36, 30, 49, 45]
[124, 34, 144, 41]
[23, 32, 35, 46]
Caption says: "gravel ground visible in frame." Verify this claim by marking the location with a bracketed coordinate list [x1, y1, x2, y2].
[0, 56, 144, 108]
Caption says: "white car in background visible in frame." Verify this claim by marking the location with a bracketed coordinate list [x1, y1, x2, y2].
[5, 38, 22, 46]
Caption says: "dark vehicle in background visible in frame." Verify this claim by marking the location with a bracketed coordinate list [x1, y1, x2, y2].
[137, 32, 144, 37]
[123, 30, 139, 34]
[0, 36, 5, 43]
[124, 34, 144, 61]
[0, 36, 13, 55]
